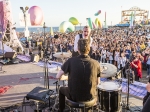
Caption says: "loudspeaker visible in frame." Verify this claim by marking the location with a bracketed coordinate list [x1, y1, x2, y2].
[4, 52, 15, 59]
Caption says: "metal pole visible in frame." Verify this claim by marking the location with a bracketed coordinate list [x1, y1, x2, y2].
[105, 12, 106, 28]
[24, 12, 27, 29]
[80, 23, 82, 30]
[126, 69, 130, 110]
[121, 7, 122, 23]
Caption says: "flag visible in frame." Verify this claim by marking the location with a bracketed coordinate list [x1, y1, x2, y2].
[129, 12, 133, 28]
[50, 27, 54, 36]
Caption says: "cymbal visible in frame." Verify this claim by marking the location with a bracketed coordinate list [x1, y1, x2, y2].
[53, 52, 72, 59]
[100, 63, 117, 78]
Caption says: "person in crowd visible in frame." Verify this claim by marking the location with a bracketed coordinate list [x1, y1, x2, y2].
[101, 48, 106, 63]
[109, 49, 113, 64]
[114, 48, 120, 66]
[117, 53, 127, 77]
[56, 39, 101, 112]
[125, 46, 131, 61]
[131, 56, 142, 81]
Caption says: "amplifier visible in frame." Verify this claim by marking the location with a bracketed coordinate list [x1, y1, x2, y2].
[4, 52, 16, 59]
[26, 87, 54, 102]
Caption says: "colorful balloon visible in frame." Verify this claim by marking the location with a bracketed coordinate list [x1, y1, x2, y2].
[95, 18, 102, 28]
[92, 22, 96, 29]
[59, 21, 75, 33]
[86, 18, 93, 29]
[94, 10, 101, 16]
[28, 6, 44, 26]
[69, 17, 79, 25]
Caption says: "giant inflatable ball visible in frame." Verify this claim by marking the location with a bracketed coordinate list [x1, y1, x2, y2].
[28, 6, 44, 26]
[59, 21, 75, 33]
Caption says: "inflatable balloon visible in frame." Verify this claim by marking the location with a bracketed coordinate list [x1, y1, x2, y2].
[28, 6, 44, 26]
[59, 21, 75, 33]
[92, 22, 96, 29]
[69, 17, 79, 25]
[94, 10, 101, 16]
[86, 18, 93, 29]
[50, 27, 54, 36]
[95, 18, 102, 28]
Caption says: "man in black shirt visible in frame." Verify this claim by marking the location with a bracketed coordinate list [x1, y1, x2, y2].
[56, 39, 101, 112]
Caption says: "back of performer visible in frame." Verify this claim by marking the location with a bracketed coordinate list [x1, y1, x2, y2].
[56, 39, 100, 112]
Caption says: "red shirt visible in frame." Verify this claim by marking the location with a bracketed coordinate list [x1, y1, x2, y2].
[131, 60, 142, 78]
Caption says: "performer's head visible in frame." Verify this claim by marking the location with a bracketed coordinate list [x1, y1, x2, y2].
[78, 39, 90, 55]
[83, 26, 91, 38]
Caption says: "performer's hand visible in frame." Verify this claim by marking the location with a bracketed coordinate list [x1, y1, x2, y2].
[60, 75, 68, 81]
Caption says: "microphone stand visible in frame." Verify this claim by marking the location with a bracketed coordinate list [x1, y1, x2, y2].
[123, 60, 133, 111]
[43, 22, 51, 109]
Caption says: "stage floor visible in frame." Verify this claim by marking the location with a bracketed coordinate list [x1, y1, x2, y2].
[0, 63, 143, 111]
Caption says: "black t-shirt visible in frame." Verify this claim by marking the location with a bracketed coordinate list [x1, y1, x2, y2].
[61, 55, 101, 101]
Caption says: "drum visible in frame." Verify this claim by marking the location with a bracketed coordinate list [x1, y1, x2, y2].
[97, 81, 122, 112]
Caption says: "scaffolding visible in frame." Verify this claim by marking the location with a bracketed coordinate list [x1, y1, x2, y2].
[0, 0, 23, 53]
[121, 6, 149, 25]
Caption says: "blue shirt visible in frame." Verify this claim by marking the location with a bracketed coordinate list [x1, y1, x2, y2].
[125, 49, 131, 59]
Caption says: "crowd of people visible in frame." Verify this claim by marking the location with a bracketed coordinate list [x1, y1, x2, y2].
[18, 26, 150, 82]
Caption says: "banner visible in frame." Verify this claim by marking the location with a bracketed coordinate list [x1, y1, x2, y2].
[0, 1, 4, 34]
[19, 13, 31, 26]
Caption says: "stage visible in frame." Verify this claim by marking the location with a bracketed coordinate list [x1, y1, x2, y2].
[0, 63, 144, 111]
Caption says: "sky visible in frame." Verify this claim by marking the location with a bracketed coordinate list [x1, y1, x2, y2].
[10, 0, 150, 27]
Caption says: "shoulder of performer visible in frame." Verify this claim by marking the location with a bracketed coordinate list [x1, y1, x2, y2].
[90, 58, 100, 65]
[75, 34, 80, 40]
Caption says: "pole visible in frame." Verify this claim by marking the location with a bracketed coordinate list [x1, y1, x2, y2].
[127, 70, 130, 110]
[105, 12, 106, 28]
[121, 6, 122, 23]
[43, 22, 50, 89]
[80, 23, 82, 30]
[24, 11, 29, 41]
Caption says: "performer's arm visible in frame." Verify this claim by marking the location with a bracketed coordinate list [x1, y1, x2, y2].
[56, 70, 68, 80]
[97, 77, 100, 85]
[74, 35, 79, 52]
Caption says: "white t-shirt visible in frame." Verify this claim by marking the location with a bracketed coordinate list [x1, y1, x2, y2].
[74, 34, 93, 52]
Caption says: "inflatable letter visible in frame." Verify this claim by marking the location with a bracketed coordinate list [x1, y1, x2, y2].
[86, 18, 93, 29]
[94, 10, 101, 16]
[95, 18, 102, 28]
[59, 21, 75, 33]
[69, 17, 79, 25]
